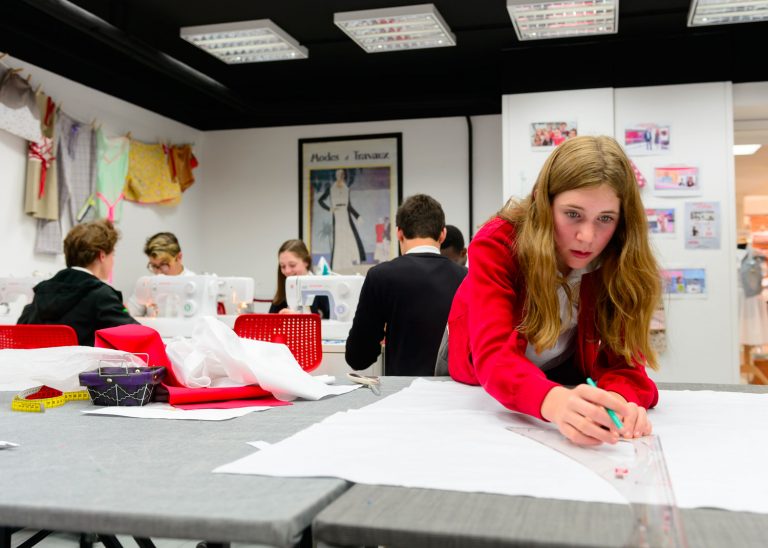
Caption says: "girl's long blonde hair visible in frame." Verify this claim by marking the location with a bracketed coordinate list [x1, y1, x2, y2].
[499, 135, 661, 370]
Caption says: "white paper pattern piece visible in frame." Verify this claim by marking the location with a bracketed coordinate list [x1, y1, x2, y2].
[215, 379, 768, 514]
[82, 402, 274, 421]
[247, 440, 273, 450]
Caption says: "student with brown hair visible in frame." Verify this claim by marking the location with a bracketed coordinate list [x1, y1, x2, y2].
[269, 239, 329, 318]
[448, 136, 661, 446]
[18, 219, 137, 345]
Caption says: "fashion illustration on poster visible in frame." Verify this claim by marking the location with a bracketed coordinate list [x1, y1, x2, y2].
[317, 168, 366, 270]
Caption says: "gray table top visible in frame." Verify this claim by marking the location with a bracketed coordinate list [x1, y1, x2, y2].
[0, 377, 416, 547]
[313, 381, 768, 548]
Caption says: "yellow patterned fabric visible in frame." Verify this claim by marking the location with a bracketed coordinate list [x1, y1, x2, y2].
[124, 140, 180, 205]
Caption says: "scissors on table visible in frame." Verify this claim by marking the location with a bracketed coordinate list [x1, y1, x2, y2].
[347, 373, 381, 396]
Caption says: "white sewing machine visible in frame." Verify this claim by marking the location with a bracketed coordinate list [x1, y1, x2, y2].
[0, 276, 46, 324]
[216, 276, 255, 315]
[133, 275, 221, 338]
[286, 275, 365, 340]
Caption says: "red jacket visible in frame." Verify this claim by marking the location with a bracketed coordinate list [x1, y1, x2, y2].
[448, 217, 658, 420]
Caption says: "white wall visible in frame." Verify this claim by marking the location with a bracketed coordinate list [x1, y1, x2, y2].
[199, 116, 501, 299]
[616, 82, 738, 383]
[0, 55, 205, 296]
[502, 83, 738, 383]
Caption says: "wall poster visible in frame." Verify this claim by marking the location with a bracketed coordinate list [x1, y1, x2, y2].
[653, 165, 701, 196]
[645, 207, 676, 237]
[530, 121, 578, 149]
[624, 123, 670, 155]
[662, 267, 707, 298]
[684, 201, 721, 250]
[299, 133, 402, 272]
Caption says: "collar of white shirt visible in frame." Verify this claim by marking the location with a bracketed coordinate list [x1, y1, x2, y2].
[406, 245, 440, 255]
[71, 266, 96, 277]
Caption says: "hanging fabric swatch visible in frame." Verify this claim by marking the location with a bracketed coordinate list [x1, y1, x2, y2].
[95, 128, 129, 222]
[24, 91, 58, 222]
[35, 113, 97, 254]
[0, 66, 42, 143]
[58, 113, 97, 223]
[168, 144, 198, 192]
[124, 140, 181, 205]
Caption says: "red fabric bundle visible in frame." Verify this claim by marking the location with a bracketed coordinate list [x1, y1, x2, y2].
[94, 324, 272, 405]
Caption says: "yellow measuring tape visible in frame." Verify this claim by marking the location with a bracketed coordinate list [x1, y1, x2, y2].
[11, 386, 90, 413]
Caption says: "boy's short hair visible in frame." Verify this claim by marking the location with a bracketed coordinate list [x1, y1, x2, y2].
[144, 232, 181, 262]
[64, 219, 119, 268]
[395, 194, 445, 240]
[441, 225, 465, 253]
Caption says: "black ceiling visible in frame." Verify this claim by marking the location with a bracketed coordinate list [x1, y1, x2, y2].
[2, 0, 767, 130]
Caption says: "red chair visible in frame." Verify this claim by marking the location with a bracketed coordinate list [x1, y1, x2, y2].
[0, 324, 78, 349]
[233, 313, 322, 372]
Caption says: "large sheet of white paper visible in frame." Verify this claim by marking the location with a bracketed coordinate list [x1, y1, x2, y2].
[214, 379, 768, 513]
[82, 402, 273, 421]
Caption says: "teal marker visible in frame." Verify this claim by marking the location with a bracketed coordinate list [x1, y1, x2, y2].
[586, 377, 624, 430]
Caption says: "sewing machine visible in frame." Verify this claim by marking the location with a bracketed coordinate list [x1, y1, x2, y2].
[285, 275, 365, 340]
[216, 276, 255, 315]
[132, 275, 221, 338]
[0, 276, 46, 324]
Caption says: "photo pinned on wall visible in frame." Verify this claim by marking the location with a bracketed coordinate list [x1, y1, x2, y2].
[649, 300, 667, 355]
[529, 121, 578, 149]
[645, 208, 676, 237]
[624, 124, 670, 155]
[299, 133, 402, 274]
[684, 202, 721, 250]
[653, 166, 701, 197]
[662, 267, 707, 299]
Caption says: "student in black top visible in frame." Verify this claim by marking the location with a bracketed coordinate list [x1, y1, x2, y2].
[269, 239, 329, 319]
[346, 194, 467, 376]
[18, 219, 138, 345]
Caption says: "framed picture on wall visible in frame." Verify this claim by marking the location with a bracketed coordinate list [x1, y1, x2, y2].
[529, 121, 578, 149]
[299, 133, 402, 273]
[624, 123, 670, 155]
[661, 267, 707, 299]
[653, 166, 701, 197]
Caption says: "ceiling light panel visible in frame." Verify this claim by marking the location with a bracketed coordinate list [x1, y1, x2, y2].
[506, 0, 619, 41]
[334, 3, 456, 53]
[734, 144, 763, 155]
[688, 0, 768, 27]
[180, 19, 307, 63]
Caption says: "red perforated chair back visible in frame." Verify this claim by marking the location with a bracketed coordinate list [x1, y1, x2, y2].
[0, 324, 79, 349]
[233, 313, 322, 372]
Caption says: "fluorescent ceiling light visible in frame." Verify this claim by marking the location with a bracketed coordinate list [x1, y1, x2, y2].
[506, 0, 619, 41]
[180, 20, 307, 63]
[334, 3, 456, 53]
[734, 144, 763, 155]
[688, 0, 768, 27]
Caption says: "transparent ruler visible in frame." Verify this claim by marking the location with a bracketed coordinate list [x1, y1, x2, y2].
[507, 427, 688, 548]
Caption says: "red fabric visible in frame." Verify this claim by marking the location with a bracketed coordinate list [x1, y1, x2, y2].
[93, 324, 270, 404]
[28, 139, 55, 199]
[448, 217, 658, 421]
[173, 397, 291, 410]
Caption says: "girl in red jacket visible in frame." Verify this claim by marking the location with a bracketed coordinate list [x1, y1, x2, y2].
[448, 136, 661, 446]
